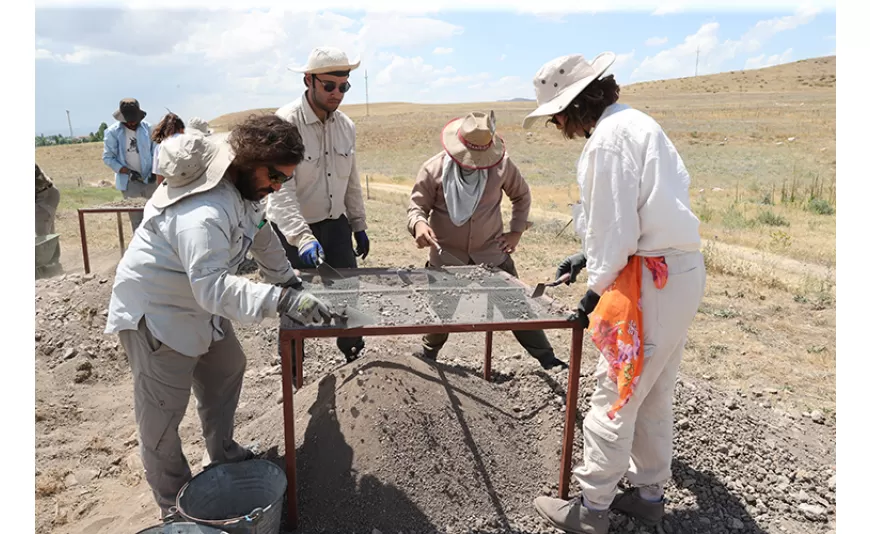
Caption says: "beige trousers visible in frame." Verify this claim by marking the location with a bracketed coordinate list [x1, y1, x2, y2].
[122, 179, 158, 231]
[573, 251, 706, 507]
[36, 185, 60, 236]
[119, 317, 249, 516]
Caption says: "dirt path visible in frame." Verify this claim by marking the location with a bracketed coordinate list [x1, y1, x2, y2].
[365, 180, 835, 287]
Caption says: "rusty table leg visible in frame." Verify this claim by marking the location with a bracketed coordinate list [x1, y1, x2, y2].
[78, 209, 90, 275]
[484, 331, 493, 381]
[559, 325, 584, 499]
[279, 330, 299, 530]
[116, 212, 125, 257]
[295, 338, 304, 390]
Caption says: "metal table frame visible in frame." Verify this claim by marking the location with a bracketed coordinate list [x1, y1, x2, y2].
[76, 206, 144, 274]
[277, 269, 586, 530]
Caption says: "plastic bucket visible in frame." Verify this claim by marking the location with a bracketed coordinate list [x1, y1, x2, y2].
[175, 459, 287, 534]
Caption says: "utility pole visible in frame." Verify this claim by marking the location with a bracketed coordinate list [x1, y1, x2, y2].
[66, 110, 74, 139]
[695, 46, 700, 77]
[365, 70, 369, 117]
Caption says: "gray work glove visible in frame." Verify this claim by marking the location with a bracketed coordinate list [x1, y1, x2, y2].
[277, 287, 333, 326]
[555, 252, 587, 285]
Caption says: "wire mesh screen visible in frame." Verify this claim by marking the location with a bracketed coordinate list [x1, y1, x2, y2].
[279, 265, 569, 330]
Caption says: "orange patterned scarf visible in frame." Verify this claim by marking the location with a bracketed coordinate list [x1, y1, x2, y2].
[588, 256, 669, 419]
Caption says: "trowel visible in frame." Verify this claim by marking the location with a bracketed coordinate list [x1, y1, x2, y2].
[530, 273, 571, 299]
[314, 250, 344, 281]
[329, 303, 377, 329]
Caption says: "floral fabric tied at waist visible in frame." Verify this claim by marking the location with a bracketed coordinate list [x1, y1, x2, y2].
[588, 256, 669, 420]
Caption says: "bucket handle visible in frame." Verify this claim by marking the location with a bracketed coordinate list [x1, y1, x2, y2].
[244, 507, 264, 524]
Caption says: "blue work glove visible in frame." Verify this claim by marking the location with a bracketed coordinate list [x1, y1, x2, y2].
[354, 231, 370, 260]
[298, 241, 323, 268]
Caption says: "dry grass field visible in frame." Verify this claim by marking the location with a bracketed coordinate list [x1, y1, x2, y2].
[35, 56, 836, 413]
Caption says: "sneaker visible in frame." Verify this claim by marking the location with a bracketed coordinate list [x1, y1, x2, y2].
[611, 487, 665, 526]
[533, 496, 609, 534]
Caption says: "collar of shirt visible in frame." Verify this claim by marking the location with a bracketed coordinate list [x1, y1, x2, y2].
[301, 91, 335, 125]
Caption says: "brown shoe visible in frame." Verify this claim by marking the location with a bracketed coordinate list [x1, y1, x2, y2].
[611, 487, 665, 526]
[533, 496, 609, 534]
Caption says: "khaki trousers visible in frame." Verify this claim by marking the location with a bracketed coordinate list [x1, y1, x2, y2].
[573, 251, 706, 507]
[122, 179, 158, 231]
[119, 318, 249, 516]
[36, 185, 60, 236]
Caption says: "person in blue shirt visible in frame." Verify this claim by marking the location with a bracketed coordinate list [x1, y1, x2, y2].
[102, 98, 157, 231]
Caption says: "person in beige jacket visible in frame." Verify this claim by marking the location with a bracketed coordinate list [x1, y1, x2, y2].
[407, 111, 567, 371]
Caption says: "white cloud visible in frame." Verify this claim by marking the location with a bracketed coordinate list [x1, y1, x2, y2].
[35, 49, 53, 60]
[499, 54, 507, 61]
[34, 45, 120, 64]
[745, 48, 794, 70]
[613, 50, 636, 69]
[431, 73, 490, 89]
[433, 47, 453, 55]
[645, 36, 668, 47]
[375, 54, 455, 86]
[631, 7, 819, 82]
[652, 3, 684, 15]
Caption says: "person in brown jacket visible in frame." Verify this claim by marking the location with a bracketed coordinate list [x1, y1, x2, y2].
[407, 111, 567, 371]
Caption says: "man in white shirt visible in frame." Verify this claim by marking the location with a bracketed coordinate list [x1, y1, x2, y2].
[105, 116, 334, 519]
[101, 98, 158, 231]
[267, 46, 369, 363]
[523, 54, 705, 534]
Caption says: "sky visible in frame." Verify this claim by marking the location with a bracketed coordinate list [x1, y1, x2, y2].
[34, 2, 836, 137]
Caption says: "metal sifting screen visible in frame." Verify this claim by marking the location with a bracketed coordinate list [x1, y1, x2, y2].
[279, 265, 570, 331]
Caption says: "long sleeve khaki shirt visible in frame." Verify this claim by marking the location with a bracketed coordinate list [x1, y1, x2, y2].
[266, 94, 367, 248]
[407, 151, 532, 268]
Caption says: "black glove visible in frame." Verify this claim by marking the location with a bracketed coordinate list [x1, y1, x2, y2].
[568, 289, 600, 329]
[278, 275, 304, 291]
[555, 252, 587, 285]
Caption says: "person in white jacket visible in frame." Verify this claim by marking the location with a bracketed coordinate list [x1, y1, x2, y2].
[267, 46, 369, 364]
[105, 115, 334, 520]
[523, 53, 706, 534]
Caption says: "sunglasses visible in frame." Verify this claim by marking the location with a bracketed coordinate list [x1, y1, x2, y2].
[314, 75, 351, 94]
[267, 166, 293, 185]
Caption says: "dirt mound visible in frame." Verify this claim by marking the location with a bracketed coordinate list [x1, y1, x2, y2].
[237, 350, 563, 533]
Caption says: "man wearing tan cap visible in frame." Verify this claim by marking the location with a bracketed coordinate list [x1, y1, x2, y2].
[267, 45, 369, 364]
[105, 116, 335, 519]
[407, 111, 567, 371]
[101, 98, 158, 231]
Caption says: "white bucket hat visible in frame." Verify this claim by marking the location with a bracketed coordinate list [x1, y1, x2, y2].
[187, 116, 212, 136]
[151, 133, 233, 209]
[522, 52, 616, 129]
[289, 46, 361, 74]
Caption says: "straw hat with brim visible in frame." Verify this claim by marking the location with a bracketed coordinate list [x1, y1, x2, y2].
[522, 52, 616, 129]
[150, 133, 233, 210]
[112, 98, 147, 123]
[289, 46, 361, 74]
[441, 111, 506, 170]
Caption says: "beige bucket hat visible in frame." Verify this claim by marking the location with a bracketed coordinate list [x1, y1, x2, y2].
[522, 52, 616, 129]
[441, 111, 506, 170]
[187, 116, 213, 136]
[151, 133, 234, 209]
[289, 46, 361, 74]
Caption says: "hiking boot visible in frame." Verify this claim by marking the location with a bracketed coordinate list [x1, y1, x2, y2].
[611, 487, 665, 526]
[415, 346, 439, 361]
[537, 353, 569, 371]
[342, 339, 366, 363]
[533, 496, 609, 534]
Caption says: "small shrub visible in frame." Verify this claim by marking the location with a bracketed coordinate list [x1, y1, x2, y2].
[723, 204, 753, 229]
[807, 198, 835, 215]
[755, 209, 790, 227]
